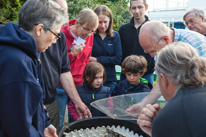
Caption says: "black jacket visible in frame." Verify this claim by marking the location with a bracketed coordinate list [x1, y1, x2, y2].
[41, 30, 71, 104]
[152, 85, 206, 137]
[118, 16, 155, 75]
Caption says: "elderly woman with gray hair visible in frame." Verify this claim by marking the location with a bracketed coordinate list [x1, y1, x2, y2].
[137, 41, 206, 137]
[0, 0, 68, 136]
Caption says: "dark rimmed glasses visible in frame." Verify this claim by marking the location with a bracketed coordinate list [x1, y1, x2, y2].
[48, 29, 61, 40]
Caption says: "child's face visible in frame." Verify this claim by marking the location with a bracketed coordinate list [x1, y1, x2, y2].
[91, 71, 104, 89]
[125, 72, 142, 85]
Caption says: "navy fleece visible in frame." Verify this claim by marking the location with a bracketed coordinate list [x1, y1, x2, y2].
[112, 79, 150, 96]
[0, 23, 50, 137]
[92, 31, 122, 82]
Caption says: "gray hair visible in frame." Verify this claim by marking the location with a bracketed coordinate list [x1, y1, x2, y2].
[183, 8, 206, 22]
[156, 41, 206, 87]
[19, 0, 68, 31]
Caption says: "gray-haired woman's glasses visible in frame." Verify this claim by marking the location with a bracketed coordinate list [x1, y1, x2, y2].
[48, 29, 61, 40]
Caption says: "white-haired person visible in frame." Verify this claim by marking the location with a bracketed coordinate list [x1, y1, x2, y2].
[183, 8, 206, 36]
[137, 42, 206, 136]
[0, 0, 68, 136]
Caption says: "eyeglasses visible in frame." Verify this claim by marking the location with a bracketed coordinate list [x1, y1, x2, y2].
[81, 25, 95, 34]
[144, 38, 161, 55]
[184, 17, 200, 26]
[48, 29, 61, 40]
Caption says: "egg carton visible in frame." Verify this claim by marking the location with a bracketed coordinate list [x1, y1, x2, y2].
[63, 125, 144, 137]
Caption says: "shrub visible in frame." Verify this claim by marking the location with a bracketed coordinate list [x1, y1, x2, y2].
[67, 0, 132, 31]
[1, 0, 132, 30]
[0, 0, 25, 24]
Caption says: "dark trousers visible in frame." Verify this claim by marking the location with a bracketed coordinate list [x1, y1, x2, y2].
[45, 100, 60, 134]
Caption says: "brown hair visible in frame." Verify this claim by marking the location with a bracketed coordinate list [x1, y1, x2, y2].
[122, 55, 147, 75]
[83, 62, 106, 86]
[130, 0, 147, 7]
[94, 5, 113, 37]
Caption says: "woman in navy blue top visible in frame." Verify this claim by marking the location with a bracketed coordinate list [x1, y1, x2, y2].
[90, 5, 122, 94]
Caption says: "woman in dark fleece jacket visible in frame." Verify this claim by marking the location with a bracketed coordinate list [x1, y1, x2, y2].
[90, 5, 122, 94]
[0, 0, 68, 136]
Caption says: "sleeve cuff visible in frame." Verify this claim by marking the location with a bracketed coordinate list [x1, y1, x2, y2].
[97, 57, 101, 63]
[68, 52, 75, 62]
[45, 120, 51, 128]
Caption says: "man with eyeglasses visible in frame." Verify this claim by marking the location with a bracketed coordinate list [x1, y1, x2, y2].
[126, 20, 206, 114]
[118, 0, 155, 85]
[0, 0, 92, 134]
[40, 0, 93, 134]
[183, 8, 206, 36]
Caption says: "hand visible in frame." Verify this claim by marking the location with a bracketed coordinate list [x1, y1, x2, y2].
[137, 104, 161, 136]
[126, 91, 162, 115]
[126, 102, 144, 116]
[43, 105, 49, 117]
[74, 101, 92, 119]
[44, 124, 58, 137]
[75, 117, 80, 121]
[71, 40, 85, 56]
[89, 56, 97, 62]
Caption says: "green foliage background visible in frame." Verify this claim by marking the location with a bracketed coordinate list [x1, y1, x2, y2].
[0, 0, 132, 31]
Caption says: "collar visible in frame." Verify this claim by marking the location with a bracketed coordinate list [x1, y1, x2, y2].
[70, 30, 78, 39]
[130, 15, 149, 27]
[171, 28, 179, 42]
[94, 31, 115, 39]
[83, 82, 103, 92]
[173, 84, 184, 97]
[126, 79, 144, 89]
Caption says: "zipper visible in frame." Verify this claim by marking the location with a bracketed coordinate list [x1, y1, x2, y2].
[125, 85, 134, 92]
[92, 90, 95, 100]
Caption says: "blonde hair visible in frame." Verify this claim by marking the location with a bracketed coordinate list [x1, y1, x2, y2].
[156, 41, 206, 87]
[122, 55, 147, 75]
[76, 8, 99, 30]
[94, 5, 113, 37]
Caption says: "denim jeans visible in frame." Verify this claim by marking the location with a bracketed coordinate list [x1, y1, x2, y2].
[55, 86, 68, 132]
[120, 72, 154, 85]
[104, 81, 117, 95]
